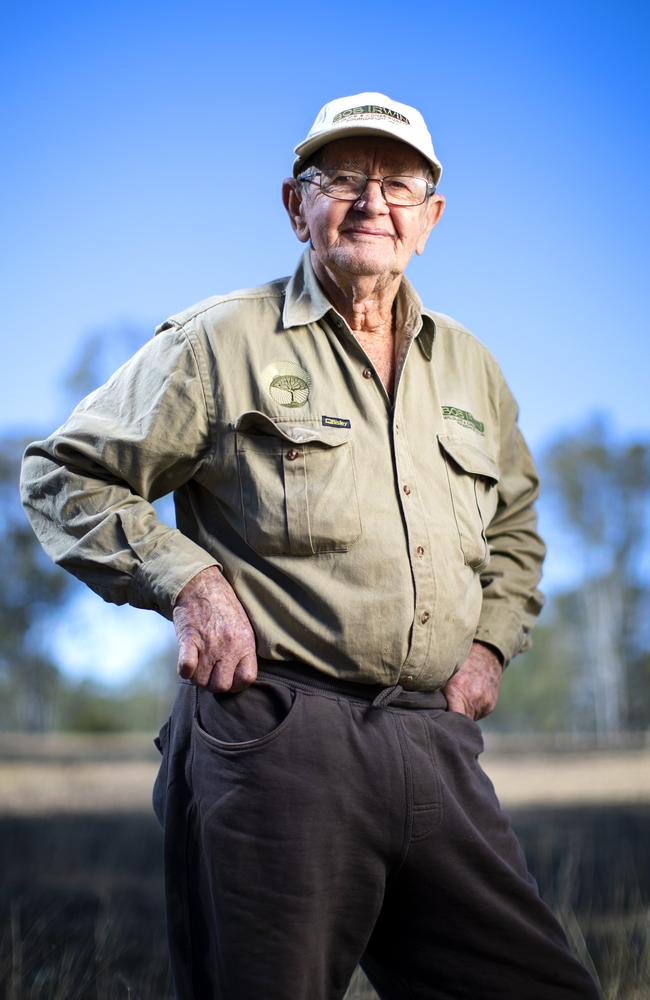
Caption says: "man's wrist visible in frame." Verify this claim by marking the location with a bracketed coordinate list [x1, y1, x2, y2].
[473, 639, 505, 669]
[173, 564, 224, 611]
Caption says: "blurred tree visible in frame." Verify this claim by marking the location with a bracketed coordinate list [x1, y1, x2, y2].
[488, 620, 576, 734]
[59, 646, 178, 733]
[2, 321, 172, 732]
[0, 434, 74, 729]
[543, 416, 650, 738]
[62, 322, 148, 403]
[3, 422, 176, 732]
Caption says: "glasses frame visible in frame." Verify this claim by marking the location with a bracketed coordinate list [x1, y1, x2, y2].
[297, 166, 437, 207]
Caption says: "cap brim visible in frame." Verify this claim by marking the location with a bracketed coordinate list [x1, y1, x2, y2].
[293, 124, 442, 186]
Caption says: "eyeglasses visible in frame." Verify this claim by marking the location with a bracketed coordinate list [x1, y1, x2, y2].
[297, 166, 436, 207]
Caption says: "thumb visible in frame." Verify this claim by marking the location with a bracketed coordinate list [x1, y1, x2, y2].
[177, 636, 199, 681]
[444, 686, 473, 718]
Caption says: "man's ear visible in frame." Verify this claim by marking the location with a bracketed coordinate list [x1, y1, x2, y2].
[282, 179, 311, 243]
[415, 194, 446, 256]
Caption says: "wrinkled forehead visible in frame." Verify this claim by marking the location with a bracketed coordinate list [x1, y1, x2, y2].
[316, 136, 430, 176]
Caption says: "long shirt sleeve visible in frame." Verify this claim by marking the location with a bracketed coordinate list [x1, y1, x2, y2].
[474, 377, 545, 663]
[20, 326, 219, 619]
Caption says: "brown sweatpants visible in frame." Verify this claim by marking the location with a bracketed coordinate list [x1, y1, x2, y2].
[153, 664, 601, 999]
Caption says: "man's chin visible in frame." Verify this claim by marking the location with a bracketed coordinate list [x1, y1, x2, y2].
[328, 249, 396, 278]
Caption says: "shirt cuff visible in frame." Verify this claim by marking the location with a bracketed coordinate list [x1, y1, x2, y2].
[474, 605, 531, 667]
[129, 529, 221, 619]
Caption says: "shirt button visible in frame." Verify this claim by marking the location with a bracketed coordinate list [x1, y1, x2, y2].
[286, 449, 300, 461]
[402, 484, 411, 495]
[362, 368, 373, 379]
[404, 674, 414, 684]
[420, 611, 431, 624]
[416, 545, 425, 557]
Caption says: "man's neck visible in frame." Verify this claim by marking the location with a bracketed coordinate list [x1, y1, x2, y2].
[310, 251, 400, 339]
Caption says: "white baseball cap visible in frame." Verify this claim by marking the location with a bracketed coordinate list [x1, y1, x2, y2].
[293, 92, 443, 186]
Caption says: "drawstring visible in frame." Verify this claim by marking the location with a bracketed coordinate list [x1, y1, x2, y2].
[371, 683, 404, 709]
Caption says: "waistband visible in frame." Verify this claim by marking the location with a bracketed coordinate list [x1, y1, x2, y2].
[257, 658, 448, 710]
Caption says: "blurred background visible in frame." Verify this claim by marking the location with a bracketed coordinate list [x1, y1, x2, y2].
[1, 1, 648, 997]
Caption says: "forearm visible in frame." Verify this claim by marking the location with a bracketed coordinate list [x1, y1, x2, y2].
[475, 387, 546, 664]
[20, 325, 218, 618]
[475, 523, 545, 664]
[20, 446, 218, 618]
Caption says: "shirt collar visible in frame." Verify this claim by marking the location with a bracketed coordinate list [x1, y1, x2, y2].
[282, 248, 436, 359]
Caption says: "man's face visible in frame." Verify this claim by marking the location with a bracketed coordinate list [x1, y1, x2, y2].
[284, 136, 445, 283]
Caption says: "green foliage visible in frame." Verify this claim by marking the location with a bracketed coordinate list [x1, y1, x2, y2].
[488, 622, 576, 733]
[539, 417, 650, 737]
[56, 662, 177, 733]
[0, 320, 175, 733]
[0, 435, 75, 731]
[0, 425, 175, 733]
[544, 415, 650, 580]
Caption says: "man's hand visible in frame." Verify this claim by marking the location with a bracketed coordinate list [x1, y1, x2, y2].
[172, 566, 258, 693]
[442, 642, 504, 721]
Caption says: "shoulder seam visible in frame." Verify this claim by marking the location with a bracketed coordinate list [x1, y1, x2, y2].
[425, 310, 496, 362]
[177, 326, 217, 452]
[173, 283, 288, 330]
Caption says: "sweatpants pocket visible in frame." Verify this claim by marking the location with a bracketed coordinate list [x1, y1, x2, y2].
[193, 679, 299, 754]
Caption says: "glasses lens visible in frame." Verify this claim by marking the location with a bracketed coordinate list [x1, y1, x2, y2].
[320, 169, 367, 200]
[317, 169, 429, 205]
[383, 176, 428, 205]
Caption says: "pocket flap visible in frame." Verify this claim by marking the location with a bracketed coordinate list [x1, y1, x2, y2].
[438, 434, 500, 482]
[234, 410, 350, 447]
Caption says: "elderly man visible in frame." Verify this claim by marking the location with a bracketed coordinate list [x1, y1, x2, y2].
[21, 93, 599, 999]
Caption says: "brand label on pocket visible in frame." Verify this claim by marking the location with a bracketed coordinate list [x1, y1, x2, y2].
[322, 415, 351, 428]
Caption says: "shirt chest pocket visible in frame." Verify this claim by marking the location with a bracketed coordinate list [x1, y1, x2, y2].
[234, 411, 362, 556]
[438, 434, 500, 572]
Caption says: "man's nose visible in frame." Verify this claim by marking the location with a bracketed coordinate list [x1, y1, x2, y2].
[354, 178, 390, 214]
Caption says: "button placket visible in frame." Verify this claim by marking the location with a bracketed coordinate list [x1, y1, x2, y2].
[282, 448, 311, 554]
[393, 407, 436, 677]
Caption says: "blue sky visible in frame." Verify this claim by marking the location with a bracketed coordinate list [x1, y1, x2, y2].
[3, 0, 649, 681]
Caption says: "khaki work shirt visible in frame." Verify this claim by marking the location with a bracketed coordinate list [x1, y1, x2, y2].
[21, 251, 545, 691]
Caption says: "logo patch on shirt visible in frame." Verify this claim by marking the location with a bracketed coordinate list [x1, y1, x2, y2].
[263, 361, 312, 408]
[322, 415, 351, 429]
[442, 405, 485, 434]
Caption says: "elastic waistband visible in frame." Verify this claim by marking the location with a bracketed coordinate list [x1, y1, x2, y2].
[257, 658, 448, 710]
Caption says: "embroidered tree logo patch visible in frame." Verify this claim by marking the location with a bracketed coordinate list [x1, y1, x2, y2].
[263, 361, 312, 408]
[270, 374, 310, 407]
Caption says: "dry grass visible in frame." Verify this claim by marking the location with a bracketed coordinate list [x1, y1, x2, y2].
[1, 732, 649, 815]
[1, 734, 649, 998]
[482, 747, 650, 807]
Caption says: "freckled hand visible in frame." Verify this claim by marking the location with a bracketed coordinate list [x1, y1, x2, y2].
[442, 642, 503, 720]
[172, 567, 258, 693]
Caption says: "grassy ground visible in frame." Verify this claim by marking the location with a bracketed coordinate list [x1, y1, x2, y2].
[1, 731, 648, 814]
[1, 735, 649, 999]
